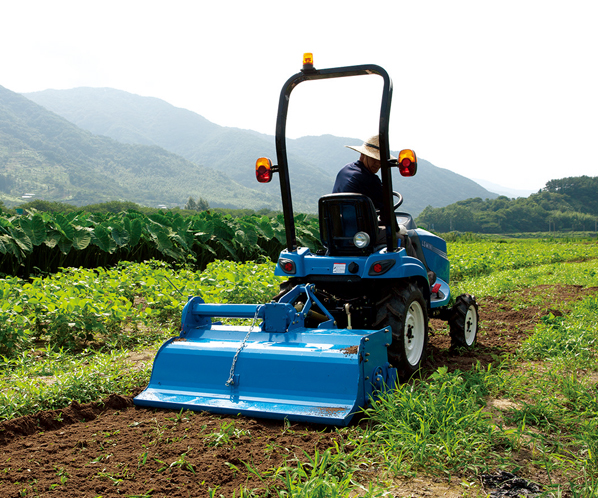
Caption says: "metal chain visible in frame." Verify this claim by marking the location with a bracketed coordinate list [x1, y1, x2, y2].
[225, 307, 260, 386]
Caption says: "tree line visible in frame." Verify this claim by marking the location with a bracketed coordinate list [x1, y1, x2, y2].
[416, 176, 598, 233]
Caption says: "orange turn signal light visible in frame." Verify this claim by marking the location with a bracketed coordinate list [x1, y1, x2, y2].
[256, 157, 273, 183]
[397, 149, 418, 177]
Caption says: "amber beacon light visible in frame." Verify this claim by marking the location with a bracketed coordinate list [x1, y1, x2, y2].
[302, 53, 314, 70]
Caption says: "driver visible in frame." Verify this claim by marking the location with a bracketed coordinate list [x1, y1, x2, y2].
[332, 134, 394, 211]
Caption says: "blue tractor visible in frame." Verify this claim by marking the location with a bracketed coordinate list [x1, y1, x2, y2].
[134, 55, 479, 426]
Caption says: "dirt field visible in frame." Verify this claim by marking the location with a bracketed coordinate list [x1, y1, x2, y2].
[1, 285, 596, 497]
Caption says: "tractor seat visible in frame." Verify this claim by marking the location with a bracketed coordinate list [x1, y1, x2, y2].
[319, 193, 379, 256]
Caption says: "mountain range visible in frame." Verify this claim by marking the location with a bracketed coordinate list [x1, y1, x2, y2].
[1, 85, 499, 215]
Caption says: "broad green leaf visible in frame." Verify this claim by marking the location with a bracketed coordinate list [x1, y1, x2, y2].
[197, 242, 217, 257]
[92, 224, 117, 253]
[218, 238, 239, 260]
[8, 227, 33, 254]
[241, 225, 258, 246]
[18, 215, 46, 246]
[148, 213, 171, 228]
[194, 231, 211, 243]
[124, 217, 142, 247]
[163, 245, 186, 260]
[233, 229, 249, 248]
[73, 229, 92, 251]
[258, 217, 275, 239]
[111, 225, 130, 247]
[57, 237, 73, 255]
[151, 228, 173, 254]
[43, 230, 61, 249]
[54, 213, 75, 241]
[172, 233, 193, 253]
[0, 235, 13, 256]
[211, 218, 235, 241]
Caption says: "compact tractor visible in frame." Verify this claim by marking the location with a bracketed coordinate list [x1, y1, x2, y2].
[134, 55, 479, 426]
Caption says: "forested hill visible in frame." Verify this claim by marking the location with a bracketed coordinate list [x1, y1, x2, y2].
[0, 85, 279, 210]
[22, 87, 498, 215]
[543, 177, 598, 215]
[416, 176, 598, 233]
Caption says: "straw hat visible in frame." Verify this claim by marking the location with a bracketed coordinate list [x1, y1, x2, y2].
[345, 135, 396, 161]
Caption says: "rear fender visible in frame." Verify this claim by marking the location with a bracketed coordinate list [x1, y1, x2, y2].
[372, 256, 428, 282]
[275, 247, 312, 277]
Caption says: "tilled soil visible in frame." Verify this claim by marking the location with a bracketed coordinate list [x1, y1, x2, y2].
[428, 284, 598, 373]
[1, 284, 597, 497]
[0, 397, 337, 497]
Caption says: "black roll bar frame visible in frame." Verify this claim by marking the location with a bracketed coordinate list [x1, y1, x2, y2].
[274, 63, 397, 253]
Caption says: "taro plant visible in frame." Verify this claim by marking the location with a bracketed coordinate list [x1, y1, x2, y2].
[0, 209, 321, 277]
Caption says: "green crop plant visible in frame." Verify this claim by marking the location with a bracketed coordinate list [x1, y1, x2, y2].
[168, 452, 196, 474]
[452, 258, 598, 299]
[247, 445, 390, 498]
[0, 259, 284, 355]
[449, 239, 598, 283]
[0, 209, 321, 278]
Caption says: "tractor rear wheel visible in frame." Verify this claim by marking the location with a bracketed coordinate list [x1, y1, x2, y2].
[449, 294, 479, 349]
[374, 283, 428, 379]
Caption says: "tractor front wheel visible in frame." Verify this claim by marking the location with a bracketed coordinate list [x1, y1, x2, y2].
[449, 294, 479, 349]
[374, 283, 428, 379]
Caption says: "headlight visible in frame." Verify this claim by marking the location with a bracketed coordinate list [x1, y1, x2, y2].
[353, 231, 370, 249]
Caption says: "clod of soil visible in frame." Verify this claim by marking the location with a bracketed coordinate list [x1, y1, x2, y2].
[340, 345, 359, 356]
[482, 471, 543, 497]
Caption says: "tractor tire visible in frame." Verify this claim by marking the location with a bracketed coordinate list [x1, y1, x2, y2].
[374, 283, 428, 379]
[449, 294, 479, 349]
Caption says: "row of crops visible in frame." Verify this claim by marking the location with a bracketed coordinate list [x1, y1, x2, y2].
[0, 209, 320, 277]
[2, 238, 598, 358]
[449, 239, 598, 280]
[0, 260, 283, 356]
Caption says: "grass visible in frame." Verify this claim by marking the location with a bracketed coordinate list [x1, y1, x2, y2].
[361, 366, 500, 476]
[0, 345, 154, 420]
[204, 420, 250, 448]
[243, 443, 391, 497]
[518, 294, 598, 363]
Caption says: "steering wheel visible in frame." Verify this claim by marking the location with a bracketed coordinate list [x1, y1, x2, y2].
[393, 191, 404, 210]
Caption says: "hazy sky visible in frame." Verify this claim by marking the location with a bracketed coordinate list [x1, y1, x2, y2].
[2, 0, 596, 192]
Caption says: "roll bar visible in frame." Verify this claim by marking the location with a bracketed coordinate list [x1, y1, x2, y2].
[274, 62, 397, 253]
